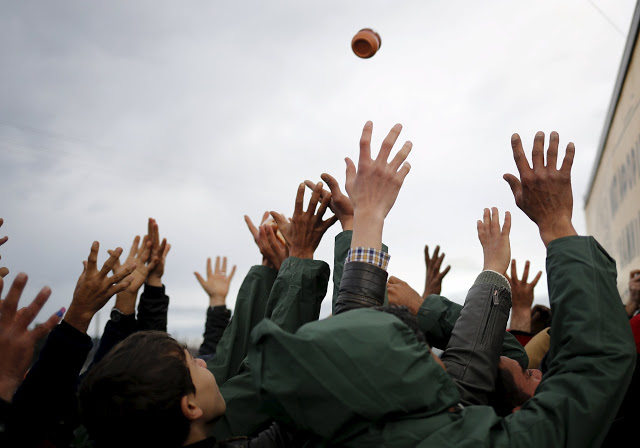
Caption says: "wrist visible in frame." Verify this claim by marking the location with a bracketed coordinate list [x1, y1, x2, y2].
[146, 275, 163, 287]
[340, 216, 354, 231]
[510, 308, 531, 332]
[209, 295, 226, 307]
[539, 219, 577, 246]
[351, 210, 384, 249]
[289, 248, 314, 259]
[114, 292, 136, 315]
[63, 306, 94, 334]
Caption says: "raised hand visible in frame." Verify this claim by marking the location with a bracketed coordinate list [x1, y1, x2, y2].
[345, 122, 412, 249]
[0, 218, 8, 278]
[147, 218, 170, 287]
[423, 245, 451, 297]
[64, 242, 136, 333]
[388, 276, 424, 315]
[0, 274, 63, 402]
[245, 212, 289, 269]
[304, 172, 354, 231]
[477, 207, 511, 275]
[506, 259, 542, 332]
[504, 131, 577, 246]
[271, 182, 338, 259]
[195, 256, 237, 307]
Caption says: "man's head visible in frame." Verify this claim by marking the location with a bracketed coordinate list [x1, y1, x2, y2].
[79, 331, 225, 448]
[491, 355, 542, 416]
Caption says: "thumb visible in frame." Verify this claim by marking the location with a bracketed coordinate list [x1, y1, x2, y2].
[321, 173, 342, 196]
[344, 157, 356, 194]
[503, 174, 522, 201]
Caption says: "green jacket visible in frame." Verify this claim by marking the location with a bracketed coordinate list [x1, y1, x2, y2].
[333, 230, 528, 369]
[211, 257, 330, 440]
[248, 236, 636, 447]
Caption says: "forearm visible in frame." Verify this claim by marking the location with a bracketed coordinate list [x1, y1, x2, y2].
[207, 265, 277, 386]
[198, 305, 231, 357]
[441, 271, 511, 406]
[509, 307, 531, 332]
[334, 261, 387, 315]
[137, 283, 169, 331]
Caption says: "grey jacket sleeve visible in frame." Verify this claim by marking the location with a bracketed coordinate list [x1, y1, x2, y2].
[440, 270, 511, 406]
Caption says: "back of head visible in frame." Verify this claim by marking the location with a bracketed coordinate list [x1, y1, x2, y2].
[490, 366, 531, 416]
[79, 331, 194, 448]
[530, 305, 552, 335]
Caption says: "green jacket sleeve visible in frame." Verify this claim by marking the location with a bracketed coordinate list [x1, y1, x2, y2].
[213, 257, 330, 439]
[417, 293, 528, 369]
[504, 236, 637, 448]
[207, 265, 277, 387]
[332, 230, 388, 313]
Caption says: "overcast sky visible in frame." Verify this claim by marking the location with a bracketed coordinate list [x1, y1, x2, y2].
[0, 0, 636, 342]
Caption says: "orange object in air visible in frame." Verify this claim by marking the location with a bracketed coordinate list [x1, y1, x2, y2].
[351, 28, 381, 59]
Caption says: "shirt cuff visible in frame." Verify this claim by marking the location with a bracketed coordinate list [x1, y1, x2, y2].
[346, 247, 390, 271]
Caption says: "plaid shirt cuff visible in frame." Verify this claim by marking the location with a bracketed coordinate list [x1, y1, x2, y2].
[346, 247, 390, 271]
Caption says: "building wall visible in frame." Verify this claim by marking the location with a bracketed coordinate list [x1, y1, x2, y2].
[586, 17, 640, 303]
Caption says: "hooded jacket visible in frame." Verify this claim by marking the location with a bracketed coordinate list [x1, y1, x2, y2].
[248, 236, 637, 447]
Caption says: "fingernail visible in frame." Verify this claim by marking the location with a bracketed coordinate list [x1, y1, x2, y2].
[56, 307, 66, 318]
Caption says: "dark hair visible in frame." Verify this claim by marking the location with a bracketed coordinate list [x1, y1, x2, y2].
[79, 331, 195, 448]
[530, 305, 552, 335]
[374, 305, 428, 346]
[490, 365, 531, 416]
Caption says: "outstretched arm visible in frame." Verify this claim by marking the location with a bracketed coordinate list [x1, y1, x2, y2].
[507, 259, 542, 333]
[423, 245, 451, 298]
[440, 207, 512, 406]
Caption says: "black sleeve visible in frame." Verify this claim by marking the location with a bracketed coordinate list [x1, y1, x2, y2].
[10, 321, 92, 447]
[198, 305, 231, 357]
[334, 261, 388, 315]
[86, 314, 138, 371]
[137, 283, 169, 332]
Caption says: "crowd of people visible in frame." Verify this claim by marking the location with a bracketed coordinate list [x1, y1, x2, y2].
[1, 122, 639, 447]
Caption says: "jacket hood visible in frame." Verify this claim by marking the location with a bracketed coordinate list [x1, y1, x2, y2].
[248, 309, 460, 441]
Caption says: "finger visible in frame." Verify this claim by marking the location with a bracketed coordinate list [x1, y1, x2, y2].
[523, 260, 531, 282]
[344, 157, 357, 194]
[244, 215, 259, 241]
[222, 256, 228, 273]
[100, 247, 123, 277]
[491, 207, 500, 235]
[151, 219, 160, 247]
[30, 307, 64, 341]
[530, 270, 543, 288]
[162, 241, 170, 260]
[208, 257, 214, 277]
[631, 270, 640, 279]
[483, 208, 491, 233]
[503, 174, 522, 201]
[304, 180, 330, 199]
[107, 250, 122, 273]
[502, 211, 511, 236]
[16, 286, 52, 330]
[397, 161, 411, 181]
[316, 185, 332, 219]
[0, 273, 27, 326]
[270, 211, 287, 231]
[389, 140, 412, 171]
[321, 214, 339, 231]
[432, 245, 440, 262]
[560, 142, 575, 175]
[307, 182, 323, 215]
[377, 123, 402, 163]
[139, 235, 152, 262]
[109, 261, 136, 284]
[434, 253, 444, 271]
[424, 245, 430, 261]
[477, 220, 484, 243]
[359, 120, 373, 162]
[320, 173, 343, 197]
[547, 131, 559, 169]
[87, 241, 99, 272]
[294, 183, 305, 216]
[0, 267, 9, 277]
[510, 259, 517, 281]
[510, 133, 532, 175]
[106, 276, 134, 298]
[441, 265, 451, 277]
[531, 131, 545, 171]
[194, 271, 206, 288]
[265, 225, 281, 253]
[0, 236, 7, 246]
[259, 226, 277, 260]
[129, 235, 140, 258]
[229, 265, 236, 282]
